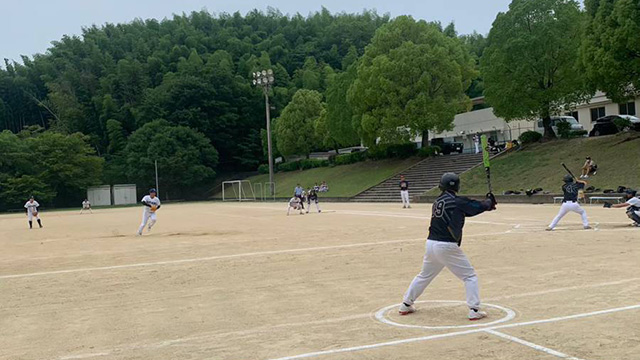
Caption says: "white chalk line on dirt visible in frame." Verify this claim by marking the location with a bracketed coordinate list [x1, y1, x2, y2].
[1, 231, 516, 280]
[265, 304, 640, 360]
[51, 277, 640, 360]
[484, 330, 587, 360]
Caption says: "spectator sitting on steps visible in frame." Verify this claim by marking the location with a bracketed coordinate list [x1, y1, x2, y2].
[580, 157, 596, 179]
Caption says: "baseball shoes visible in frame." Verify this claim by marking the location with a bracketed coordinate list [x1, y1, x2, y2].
[545, 227, 553, 231]
[468, 309, 487, 321]
[402, 206, 406, 209]
[398, 303, 415, 315]
[136, 232, 142, 236]
[583, 225, 592, 230]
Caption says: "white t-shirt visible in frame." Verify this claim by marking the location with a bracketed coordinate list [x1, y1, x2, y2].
[82, 200, 91, 208]
[24, 201, 39, 215]
[626, 197, 640, 214]
[141, 195, 161, 214]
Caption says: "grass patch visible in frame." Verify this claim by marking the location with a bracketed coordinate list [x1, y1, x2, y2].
[452, 133, 640, 195]
[236, 157, 421, 198]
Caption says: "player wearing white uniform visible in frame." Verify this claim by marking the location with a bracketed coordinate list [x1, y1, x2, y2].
[399, 173, 496, 320]
[546, 175, 590, 231]
[399, 175, 411, 208]
[287, 197, 304, 215]
[24, 196, 43, 229]
[137, 189, 161, 235]
[80, 199, 92, 214]
[605, 189, 640, 227]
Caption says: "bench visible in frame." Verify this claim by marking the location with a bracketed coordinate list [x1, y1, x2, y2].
[589, 196, 623, 204]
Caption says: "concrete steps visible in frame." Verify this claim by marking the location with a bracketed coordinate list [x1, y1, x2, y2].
[351, 154, 483, 202]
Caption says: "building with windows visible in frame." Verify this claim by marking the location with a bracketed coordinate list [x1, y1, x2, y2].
[420, 92, 640, 153]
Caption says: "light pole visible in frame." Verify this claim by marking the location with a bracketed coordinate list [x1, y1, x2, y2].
[253, 69, 275, 195]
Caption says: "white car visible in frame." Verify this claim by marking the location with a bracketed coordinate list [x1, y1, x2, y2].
[535, 116, 584, 135]
[619, 115, 640, 130]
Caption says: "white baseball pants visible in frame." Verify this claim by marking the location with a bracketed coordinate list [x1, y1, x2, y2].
[403, 240, 481, 309]
[401, 190, 410, 207]
[138, 212, 157, 233]
[549, 201, 588, 229]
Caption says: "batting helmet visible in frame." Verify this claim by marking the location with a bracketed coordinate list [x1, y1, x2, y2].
[439, 173, 460, 192]
[625, 189, 637, 197]
[563, 174, 574, 183]
[149, 188, 157, 194]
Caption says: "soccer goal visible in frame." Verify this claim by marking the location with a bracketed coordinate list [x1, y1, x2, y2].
[222, 180, 257, 201]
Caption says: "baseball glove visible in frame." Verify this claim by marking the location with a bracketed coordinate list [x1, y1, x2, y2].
[150, 205, 158, 213]
[32, 211, 38, 217]
[603, 202, 612, 208]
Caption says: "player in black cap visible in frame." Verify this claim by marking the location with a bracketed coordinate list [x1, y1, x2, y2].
[399, 172, 496, 320]
[547, 174, 590, 231]
[604, 189, 640, 227]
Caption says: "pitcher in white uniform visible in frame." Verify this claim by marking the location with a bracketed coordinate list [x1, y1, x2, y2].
[137, 188, 161, 235]
[24, 196, 43, 229]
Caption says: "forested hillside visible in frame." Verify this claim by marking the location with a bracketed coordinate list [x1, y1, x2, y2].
[0, 9, 392, 207]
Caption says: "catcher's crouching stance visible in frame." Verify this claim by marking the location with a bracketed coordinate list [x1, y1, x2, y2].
[137, 188, 161, 235]
[287, 197, 304, 216]
[603, 189, 640, 227]
[399, 173, 496, 320]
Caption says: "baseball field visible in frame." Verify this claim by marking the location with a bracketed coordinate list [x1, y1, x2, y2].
[1, 202, 638, 360]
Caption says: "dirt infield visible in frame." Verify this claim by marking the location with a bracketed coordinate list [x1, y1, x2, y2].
[1, 202, 638, 360]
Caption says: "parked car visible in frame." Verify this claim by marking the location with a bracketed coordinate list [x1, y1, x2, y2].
[430, 138, 463, 155]
[535, 116, 584, 135]
[619, 115, 640, 130]
[589, 116, 620, 137]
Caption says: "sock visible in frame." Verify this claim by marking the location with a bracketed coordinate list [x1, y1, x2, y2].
[37, 219, 42, 227]
[29, 221, 33, 229]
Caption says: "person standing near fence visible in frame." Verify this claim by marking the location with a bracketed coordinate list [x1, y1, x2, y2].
[400, 175, 411, 209]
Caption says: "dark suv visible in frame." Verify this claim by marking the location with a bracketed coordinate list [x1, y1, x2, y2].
[589, 116, 620, 137]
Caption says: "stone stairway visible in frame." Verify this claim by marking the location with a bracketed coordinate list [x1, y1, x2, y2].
[351, 153, 484, 202]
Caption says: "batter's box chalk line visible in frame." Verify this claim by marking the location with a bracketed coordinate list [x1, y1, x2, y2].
[375, 300, 516, 330]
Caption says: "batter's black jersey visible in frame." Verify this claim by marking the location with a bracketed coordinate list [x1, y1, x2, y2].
[562, 182, 584, 202]
[428, 191, 492, 245]
[399, 180, 409, 191]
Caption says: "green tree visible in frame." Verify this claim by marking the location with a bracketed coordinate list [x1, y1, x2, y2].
[481, 0, 587, 140]
[324, 64, 361, 147]
[0, 176, 56, 209]
[274, 89, 324, 156]
[581, 0, 640, 102]
[124, 120, 219, 195]
[349, 16, 475, 146]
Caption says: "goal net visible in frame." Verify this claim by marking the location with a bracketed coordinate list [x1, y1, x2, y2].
[222, 180, 256, 201]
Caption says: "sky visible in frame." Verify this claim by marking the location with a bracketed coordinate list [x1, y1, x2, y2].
[0, 0, 512, 64]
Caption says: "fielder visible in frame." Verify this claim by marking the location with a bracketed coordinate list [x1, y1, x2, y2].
[80, 199, 92, 214]
[604, 189, 640, 227]
[24, 196, 43, 229]
[399, 173, 496, 320]
[546, 175, 590, 231]
[399, 175, 411, 209]
[306, 187, 321, 213]
[287, 196, 304, 215]
[137, 188, 161, 236]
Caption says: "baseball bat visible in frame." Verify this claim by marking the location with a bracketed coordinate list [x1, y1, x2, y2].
[561, 163, 577, 180]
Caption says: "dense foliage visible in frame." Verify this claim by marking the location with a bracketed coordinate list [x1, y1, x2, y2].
[481, 0, 588, 140]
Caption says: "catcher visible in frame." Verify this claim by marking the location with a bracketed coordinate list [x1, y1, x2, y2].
[603, 189, 640, 227]
[137, 188, 161, 235]
[24, 196, 43, 229]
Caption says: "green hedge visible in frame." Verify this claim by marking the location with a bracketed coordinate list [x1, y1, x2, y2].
[334, 151, 367, 165]
[519, 131, 542, 144]
[418, 145, 441, 158]
[275, 159, 330, 172]
[368, 143, 417, 160]
[258, 164, 269, 174]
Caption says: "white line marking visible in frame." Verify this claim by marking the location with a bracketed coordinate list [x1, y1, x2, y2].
[265, 304, 640, 360]
[375, 300, 516, 330]
[485, 330, 587, 360]
[0, 231, 516, 280]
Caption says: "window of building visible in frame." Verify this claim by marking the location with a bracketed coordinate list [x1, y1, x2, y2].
[565, 111, 579, 121]
[590, 107, 605, 122]
[619, 102, 636, 116]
